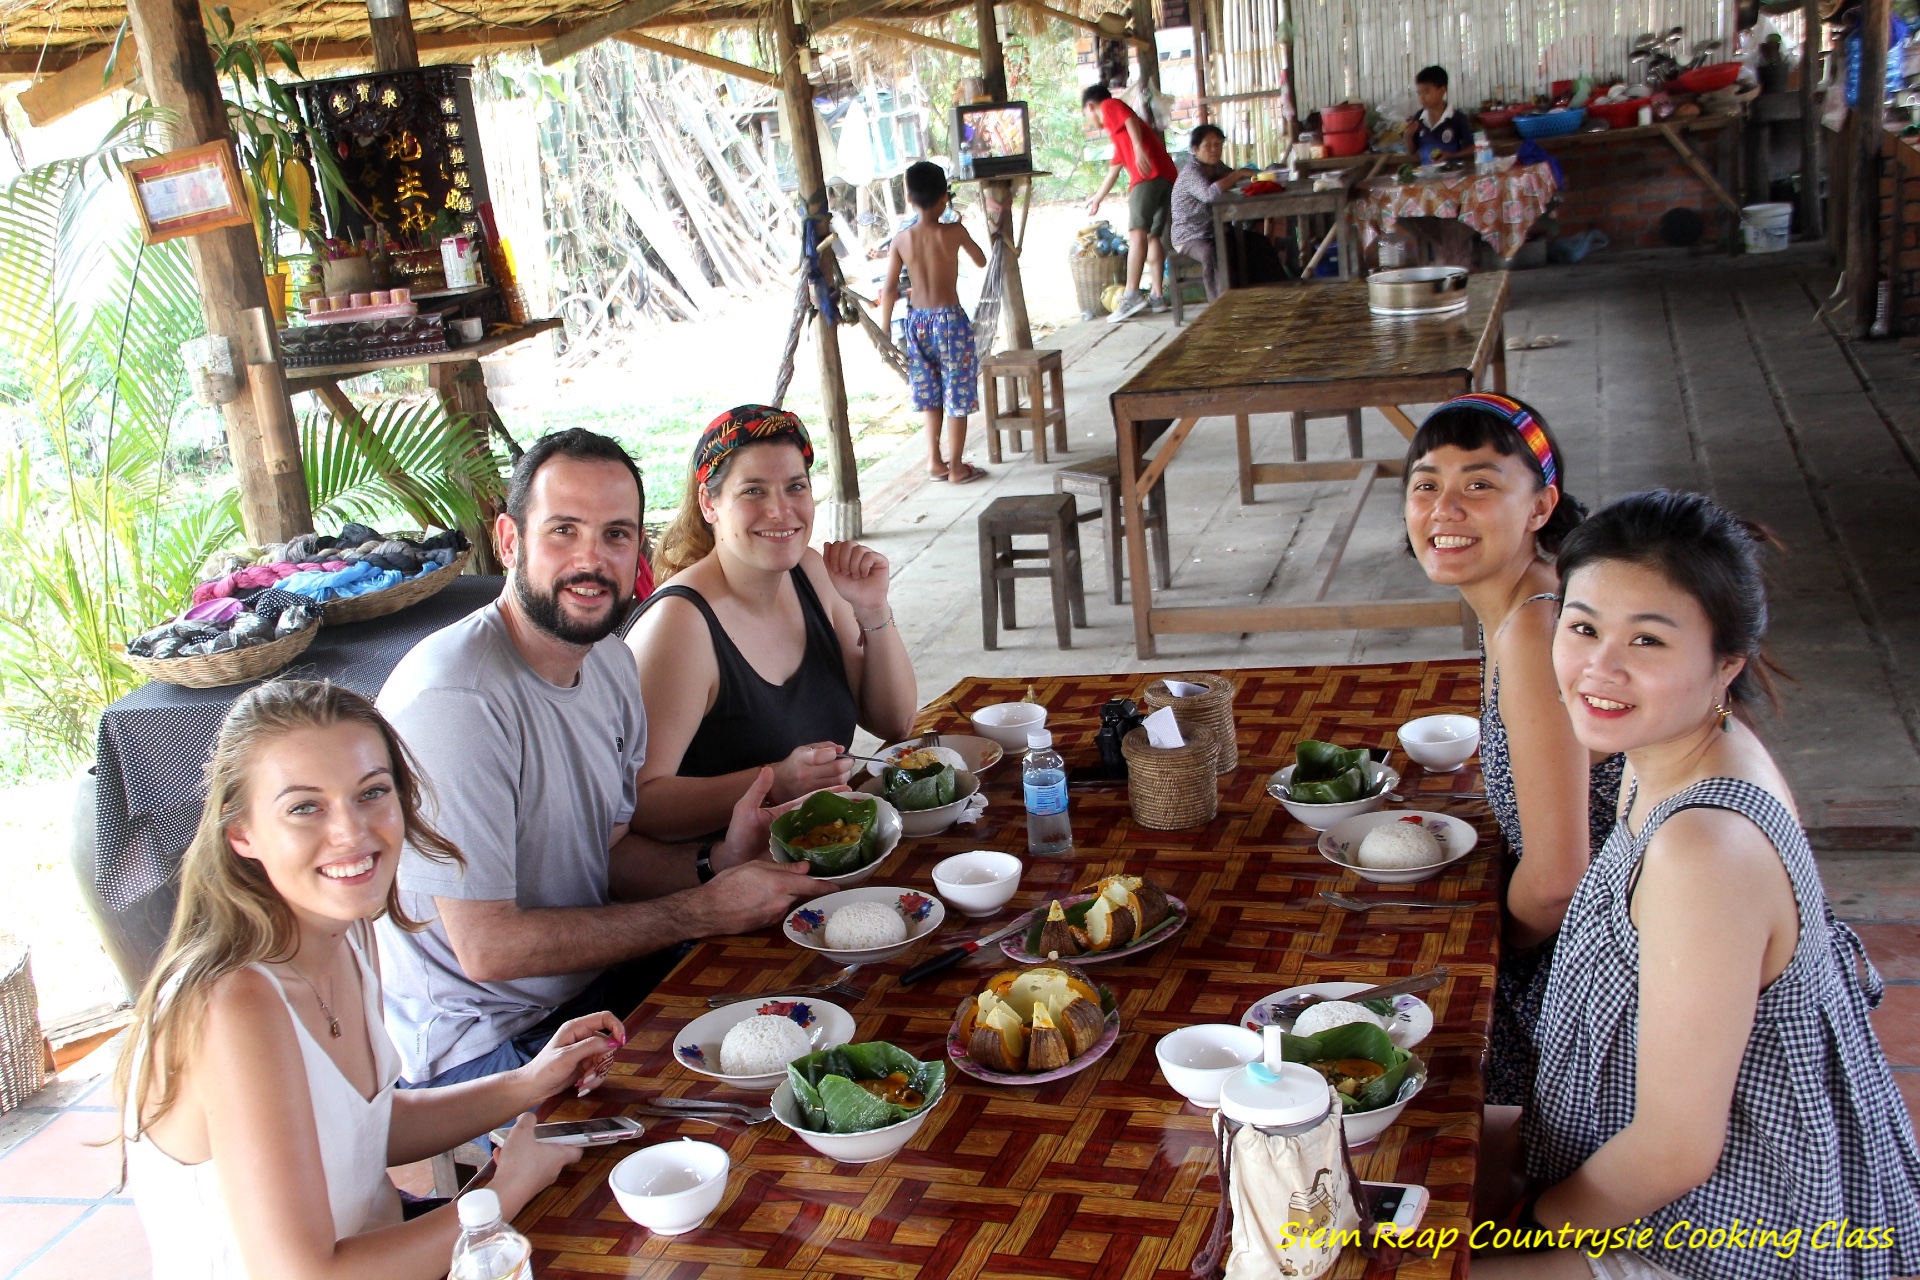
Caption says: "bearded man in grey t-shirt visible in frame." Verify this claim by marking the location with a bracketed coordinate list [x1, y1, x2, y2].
[377, 429, 817, 1087]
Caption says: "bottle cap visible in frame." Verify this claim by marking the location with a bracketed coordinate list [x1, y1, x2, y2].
[457, 1188, 503, 1229]
[1027, 730, 1052, 750]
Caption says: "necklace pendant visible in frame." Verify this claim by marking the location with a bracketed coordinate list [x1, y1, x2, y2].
[326, 1015, 342, 1038]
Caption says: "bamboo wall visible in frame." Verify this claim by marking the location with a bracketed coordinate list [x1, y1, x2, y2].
[1201, 0, 1293, 163]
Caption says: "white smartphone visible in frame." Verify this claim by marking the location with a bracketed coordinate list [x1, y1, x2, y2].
[1361, 1181, 1430, 1233]
[494, 1116, 645, 1147]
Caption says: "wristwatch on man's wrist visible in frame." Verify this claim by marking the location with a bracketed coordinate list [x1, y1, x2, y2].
[694, 843, 716, 883]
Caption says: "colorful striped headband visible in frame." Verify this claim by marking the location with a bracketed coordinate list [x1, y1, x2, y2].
[1439, 392, 1557, 490]
[694, 405, 814, 489]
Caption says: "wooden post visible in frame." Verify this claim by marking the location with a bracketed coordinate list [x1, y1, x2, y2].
[972, 0, 1035, 352]
[975, 0, 1007, 101]
[1848, 0, 1888, 336]
[1131, 0, 1160, 91]
[126, 0, 312, 543]
[1799, 0, 1823, 240]
[368, 0, 420, 71]
[1192, 0, 1211, 125]
[774, 6, 861, 538]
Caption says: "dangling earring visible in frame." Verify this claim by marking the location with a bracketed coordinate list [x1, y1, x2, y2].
[1715, 694, 1733, 733]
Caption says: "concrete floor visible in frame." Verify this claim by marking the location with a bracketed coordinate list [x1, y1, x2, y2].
[857, 245, 1920, 856]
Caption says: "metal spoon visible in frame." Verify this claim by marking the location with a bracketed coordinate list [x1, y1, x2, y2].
[705, 964, 863, 1008]
[1266, 967, 1452, 1023]
[1320, 890, 1478, 912]
[641, 1098, 774, 1124]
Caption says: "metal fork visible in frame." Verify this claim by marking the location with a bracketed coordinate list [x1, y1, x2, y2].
[918, 730, 940, 750]
[638, 1098, 774, 1125]
[1321, 890, 1477, 912]
[705, 964, 865, 1008]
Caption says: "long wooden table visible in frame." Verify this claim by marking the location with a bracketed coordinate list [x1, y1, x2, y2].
[514, 662, 1500, 1280]
[1210, 186, 1357, 284]
[1108, 276, 1508, 657]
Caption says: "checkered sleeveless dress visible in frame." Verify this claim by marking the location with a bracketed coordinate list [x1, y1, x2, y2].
[1480, 615, 1625, 1106]
[1524, 777, 1920, 1280]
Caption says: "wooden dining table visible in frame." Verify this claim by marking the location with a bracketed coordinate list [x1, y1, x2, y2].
[514, 661, 1501, 1280]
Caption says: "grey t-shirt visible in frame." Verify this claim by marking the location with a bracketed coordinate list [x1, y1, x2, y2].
[374, 599, 648, 1082]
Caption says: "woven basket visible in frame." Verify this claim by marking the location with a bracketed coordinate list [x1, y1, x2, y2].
[1070, 252, 1127, 316]
[322, 548, 471, 627]
[126, 618, 320, 690]
[1142, 673, 1240, 774]
[1122, 724, 1220, 830]
[0, 937, 46, 1113]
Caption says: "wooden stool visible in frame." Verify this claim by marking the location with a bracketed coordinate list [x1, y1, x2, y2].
[982, 348, 1068, 463]
[1232, 409, 1364, 504]
[977, 493, 1087, 650]
[1053, 454, 1171, 606]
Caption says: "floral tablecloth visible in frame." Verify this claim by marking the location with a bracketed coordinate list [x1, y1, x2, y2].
[1360, 158, 1558, 260]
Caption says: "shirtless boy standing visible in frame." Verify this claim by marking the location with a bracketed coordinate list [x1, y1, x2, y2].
[881, 161, 989, 483]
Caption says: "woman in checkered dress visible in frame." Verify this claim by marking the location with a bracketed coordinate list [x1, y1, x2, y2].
[1475, 490, 1920, 1280]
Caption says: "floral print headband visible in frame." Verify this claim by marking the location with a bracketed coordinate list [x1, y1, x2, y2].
[694, 405, 814, 489]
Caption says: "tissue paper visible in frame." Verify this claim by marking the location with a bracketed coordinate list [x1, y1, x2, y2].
[1162, 679, 1209, 699]
[1142, 706, 1186, 748]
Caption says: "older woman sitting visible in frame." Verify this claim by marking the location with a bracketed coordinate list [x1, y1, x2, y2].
[626, 406, 918, 840]
[1171, 123, 1254, 301]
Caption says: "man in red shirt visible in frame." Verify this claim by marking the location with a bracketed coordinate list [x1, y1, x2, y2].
[1083, 84, 1178, 322]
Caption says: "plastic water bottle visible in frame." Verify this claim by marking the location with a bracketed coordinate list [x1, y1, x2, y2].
[451, 1189, 533, 1280]
[1473, 130, 1494, 170]
[1023, 730, 1074, 857]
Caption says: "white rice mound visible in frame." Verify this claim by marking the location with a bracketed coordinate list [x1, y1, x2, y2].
[1356, 820, 1445, 869]
[1293, 999, 1386, 1039]
[823, 900, 908, 950]
[719, 1013, 812, 1076]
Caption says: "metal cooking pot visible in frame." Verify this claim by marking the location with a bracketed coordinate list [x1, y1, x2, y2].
[1367, 266, 1470, 316]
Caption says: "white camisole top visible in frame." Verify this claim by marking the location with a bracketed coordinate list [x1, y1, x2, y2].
[127, 921, 404, 1279]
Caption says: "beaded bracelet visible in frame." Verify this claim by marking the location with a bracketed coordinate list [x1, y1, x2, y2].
[859, 613, 895, 633]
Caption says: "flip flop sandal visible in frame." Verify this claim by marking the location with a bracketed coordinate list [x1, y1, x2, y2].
[948, 463, 987, 484]
[927, 470, 950, 480]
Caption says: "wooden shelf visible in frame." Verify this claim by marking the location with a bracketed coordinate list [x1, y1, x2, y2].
[283, 318, 561, 390]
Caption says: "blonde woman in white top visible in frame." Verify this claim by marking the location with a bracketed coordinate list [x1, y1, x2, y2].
[120, 679, 621, 1280]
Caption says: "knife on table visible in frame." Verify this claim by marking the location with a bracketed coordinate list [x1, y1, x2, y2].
[899, 915, 1032, 986]
[1347, 967, 1450, 1003]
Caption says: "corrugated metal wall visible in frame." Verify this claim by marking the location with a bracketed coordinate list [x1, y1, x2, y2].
[1286, 0, 1731, 114]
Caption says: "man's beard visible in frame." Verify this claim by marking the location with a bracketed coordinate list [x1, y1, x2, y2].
[515, 569, 630, 645]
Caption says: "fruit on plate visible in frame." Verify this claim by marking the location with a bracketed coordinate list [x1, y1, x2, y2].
[953, 963, 1110, 1073]
[1033, 874, 1172, 958]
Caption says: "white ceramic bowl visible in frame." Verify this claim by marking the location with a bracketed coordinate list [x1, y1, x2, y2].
[783, 885, 946, 964]
[672, 997, 857, 1090]
[1318, 810, 1478, 884]
[856, 771, 981, 838]
[1266, 761, 1399, 831]
[866, 735, 1006, 777]
[969, 702, 1047, 753]
[769, 795, 904, 887]
[1396, 714, 1481, 772]
[609, 1139, 730, 1234]
[930, 850, 1023, 917]
[770, 1076, 943, 1164]
[1339, 1061, 1427, 1146]
[1155, 1024, 1262, 1109]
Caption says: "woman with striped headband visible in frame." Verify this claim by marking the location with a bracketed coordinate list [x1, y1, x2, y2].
[1402, 393, 1623, 1120]
[624, 406, 918, 840]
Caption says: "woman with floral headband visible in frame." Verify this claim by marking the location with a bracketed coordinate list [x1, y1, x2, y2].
[1402, 393, 1622, 1119]
[625, 406, 918, 840]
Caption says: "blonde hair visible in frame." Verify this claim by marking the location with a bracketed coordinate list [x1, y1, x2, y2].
[115, 679, 462, 1142]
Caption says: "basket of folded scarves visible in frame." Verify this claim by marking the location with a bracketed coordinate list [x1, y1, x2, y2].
[191, 523, 471, 631]
[124, 591, 323, 689]
[320, 543, 471, 626]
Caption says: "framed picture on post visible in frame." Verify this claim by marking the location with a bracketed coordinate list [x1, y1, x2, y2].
[122, 141, 253, 244]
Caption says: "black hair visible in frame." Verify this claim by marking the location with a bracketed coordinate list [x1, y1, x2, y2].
[1555, 489, 1782, 709]
[905, 160, 948, 210]
[1081, 83, 1113, 106]
[505, 428, 645, 530]
[1403, 395, 1586, 554]
[1189, 123, 1226, 149]
[1416, 65, 1449, 90]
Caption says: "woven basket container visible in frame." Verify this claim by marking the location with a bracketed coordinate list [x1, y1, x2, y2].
[322, 548, 471, 627]
[1070, 252, 1127, 316]
[0, 938, 46, 1113]
[1142, 673, 1240, 774]
[1122, 724, 1220, 830]
[126, 618, 320, 690]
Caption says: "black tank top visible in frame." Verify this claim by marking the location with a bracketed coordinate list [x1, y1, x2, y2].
[636, 566, 859, 778]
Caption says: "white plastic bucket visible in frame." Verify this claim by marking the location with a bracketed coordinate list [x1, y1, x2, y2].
[1742, 203, 1792, 254]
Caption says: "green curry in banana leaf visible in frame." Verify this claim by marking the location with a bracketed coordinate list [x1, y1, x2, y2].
[1286, 740, 1381, 805]
[1278, 1021, 1422, 1114]
[881, 758, 958, 811]
[786, 1042, 946, 1133]
[770, 791, 881, 875]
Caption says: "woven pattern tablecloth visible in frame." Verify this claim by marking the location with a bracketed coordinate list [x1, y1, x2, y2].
[1360, 161, 1558, 259]
[514, 660, 1502, 1280]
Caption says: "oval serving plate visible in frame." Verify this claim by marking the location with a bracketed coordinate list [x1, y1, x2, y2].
[1238, 981, 1434, 1050]
[999, 892, 1189, 965]
[946, 1005, 1122, 1086]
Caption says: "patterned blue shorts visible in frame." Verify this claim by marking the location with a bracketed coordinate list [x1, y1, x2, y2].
[903, 305, 979, 417]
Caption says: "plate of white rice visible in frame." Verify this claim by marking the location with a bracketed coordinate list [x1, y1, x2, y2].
[783, 885, 947, 963]
[1238, 982, 1433, 1049]
[674, 997, 858, 1089]
[1317, 810, 1477, 884]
